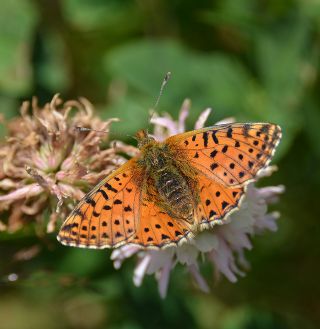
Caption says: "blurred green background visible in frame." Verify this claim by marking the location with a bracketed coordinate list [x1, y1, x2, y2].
[1, 1, 320, 328]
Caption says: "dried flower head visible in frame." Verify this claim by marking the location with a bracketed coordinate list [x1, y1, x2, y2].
[0, 95, 126, 233]
[111, 100, 285, 298]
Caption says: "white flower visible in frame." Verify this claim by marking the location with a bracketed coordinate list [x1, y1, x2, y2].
[111, 100, 284, 298]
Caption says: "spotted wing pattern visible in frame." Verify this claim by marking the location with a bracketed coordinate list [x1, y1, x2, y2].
[195, 173, 244, 229]
[57, 160, 142, 249]
[128, 196, 193, 248]
[167, 123, 282, 187]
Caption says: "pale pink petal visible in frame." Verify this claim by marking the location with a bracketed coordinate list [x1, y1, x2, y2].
[208, 239, 239, 283]
[257, 185, 285, 204]
[194, 231, 218, 252]
[188, 264, 210, 293]
[157, 259, 173, 299]
[257, 165, 278, 178]
[133, 254, 151, 287]
[194, 108, 212, 129]
[151, 117, 178, 136]
[223, 229, 252, 251]
[176, 243, 199, 265]
[215, 117, 236, 125]
[60, 157, 74, 171]
[32, 154, 48, 171]
[111, 245, 141, 269]
[146, 248, 175, 274]
[178, 99, 190, 133]
[254, 212, 279, 233]
[0, 184, 43, 201]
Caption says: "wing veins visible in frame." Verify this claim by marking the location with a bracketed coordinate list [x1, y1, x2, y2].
[199, 150, 242, 184]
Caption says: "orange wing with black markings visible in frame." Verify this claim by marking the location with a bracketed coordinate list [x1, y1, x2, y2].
[57, 159, 143, 249]
[57, 121, 281, 250]
[195, 173, 244, 229]
[167, 123, 282, 187]
[128, 195, 194, 249]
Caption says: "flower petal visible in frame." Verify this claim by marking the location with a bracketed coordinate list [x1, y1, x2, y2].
[188, 264, 210, 293]
[133, 254, 152, 287]
[151, 117, 178, 136]
[111, 245, 141, 270]
[0, 184, 43, 202]
[194, 108, 212, 129]
[178, 99, 191, 133]
[156, 259, 173, 299]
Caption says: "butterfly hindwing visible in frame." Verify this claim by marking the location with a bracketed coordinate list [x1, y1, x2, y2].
[57, 160, 142, 249]
[128, 193, 193, 248]
[167, 123, 282, 187]
[195, 173, 244, 228]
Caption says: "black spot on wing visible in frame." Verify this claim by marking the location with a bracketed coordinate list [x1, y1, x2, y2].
[210, 150, 218, 158]
[209, 210, 217, 217]
[104, 183, 118, 193]
[222, 201, 229, 209]
[85, 197, 96, 207]
[222, 145, 228, 153]
[210, 163, 218, 170]
[212, 130, 219, 144]
[98, 189, 109, 200]
[203, 132, 209, 147]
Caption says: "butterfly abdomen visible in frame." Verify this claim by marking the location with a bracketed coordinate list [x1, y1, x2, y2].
[154, 167, 194, 221]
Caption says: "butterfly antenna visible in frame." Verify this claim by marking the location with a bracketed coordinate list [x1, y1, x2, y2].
[154, 71, 171, 110]
[149, 72, 171, 123]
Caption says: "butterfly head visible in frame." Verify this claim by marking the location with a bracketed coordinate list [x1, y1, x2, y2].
[135, 129, 155, 149]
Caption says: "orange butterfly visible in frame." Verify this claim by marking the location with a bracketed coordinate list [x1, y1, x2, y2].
[57, 123, 281, 249]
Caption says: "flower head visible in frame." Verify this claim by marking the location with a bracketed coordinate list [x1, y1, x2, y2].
[111, 100, 284, 298]
[0, 95, 127, 233]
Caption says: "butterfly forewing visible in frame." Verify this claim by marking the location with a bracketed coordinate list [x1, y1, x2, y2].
[58, 160, 142, 249]
[167, 123, 282, 187]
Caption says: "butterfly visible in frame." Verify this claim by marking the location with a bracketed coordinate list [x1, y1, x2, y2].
[57, 122, 281, 249]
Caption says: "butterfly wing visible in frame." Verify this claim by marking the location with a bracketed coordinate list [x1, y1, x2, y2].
[126, 172, 244, 247]
[167, 123, 282, 187]
[57, 159, 143, 249]
[127, 191, 194, 249]
[195, 172, 244, 229]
